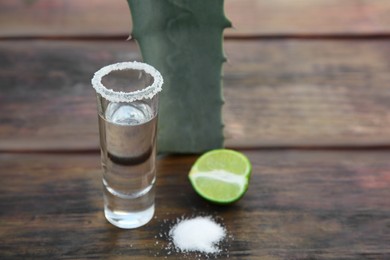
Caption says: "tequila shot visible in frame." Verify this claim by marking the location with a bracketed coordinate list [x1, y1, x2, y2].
[91, 62, 163, 229]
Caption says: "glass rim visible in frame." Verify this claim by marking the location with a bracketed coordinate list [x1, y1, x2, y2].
[91, 61, 163, 103]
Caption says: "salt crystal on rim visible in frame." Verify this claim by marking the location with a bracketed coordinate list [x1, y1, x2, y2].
[91, 61, 163, 103]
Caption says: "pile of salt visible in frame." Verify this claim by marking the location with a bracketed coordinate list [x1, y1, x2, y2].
[169, 216, 226, 254]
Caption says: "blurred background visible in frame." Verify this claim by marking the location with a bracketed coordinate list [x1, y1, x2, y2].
[1, 0, 390, 151]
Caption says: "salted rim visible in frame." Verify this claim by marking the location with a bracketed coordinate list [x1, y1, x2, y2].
[91, 61, 163, 103]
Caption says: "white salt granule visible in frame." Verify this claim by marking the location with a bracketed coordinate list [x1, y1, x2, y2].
[169, 216, 226, 254]
[91, 61, 163, 103]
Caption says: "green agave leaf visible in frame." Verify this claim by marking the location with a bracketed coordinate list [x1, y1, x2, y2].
[127, 0, 231, 153]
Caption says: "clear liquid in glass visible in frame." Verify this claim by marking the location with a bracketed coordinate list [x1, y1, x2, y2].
[98, 101, 157, 229]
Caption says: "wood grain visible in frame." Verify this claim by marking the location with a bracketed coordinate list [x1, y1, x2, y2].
[0, 150, 389, 259]
[226, 0, 390, 36]
[0, 41, 133, 152]
[1, 40, 390, 151]
[1, 0, 390, 38]
[223, 39, 390, 147]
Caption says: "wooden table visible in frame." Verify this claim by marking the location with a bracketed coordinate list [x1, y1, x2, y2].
[1, 1, 389, 259]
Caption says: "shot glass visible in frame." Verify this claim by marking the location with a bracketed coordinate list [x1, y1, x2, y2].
[91, 61, 163, 229]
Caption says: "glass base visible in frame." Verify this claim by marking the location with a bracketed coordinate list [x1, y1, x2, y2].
[104, 204, 155, 229]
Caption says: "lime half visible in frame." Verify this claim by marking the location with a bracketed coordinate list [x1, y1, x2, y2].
[189, 149, 252, 204]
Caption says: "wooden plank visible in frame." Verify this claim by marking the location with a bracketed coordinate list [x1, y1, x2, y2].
[226, 0, 390, 36]
[0, 41, 125, 152]
[223, 39, 390, 147]
[1, 40, 390, 151]
[0, 150, 389, 258]
[1, 0, 390, 37]
[0, 0, 132, 37]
